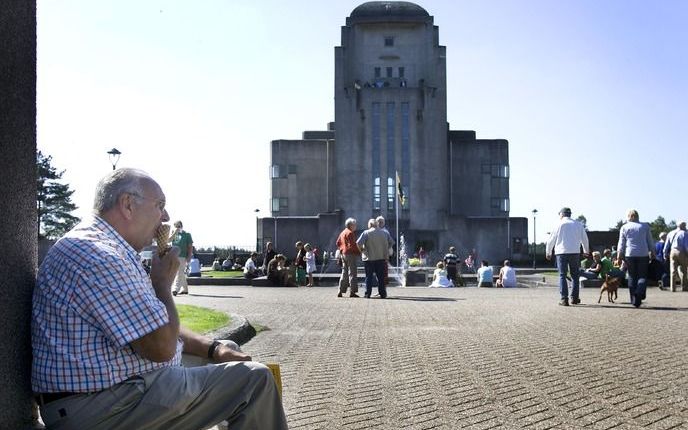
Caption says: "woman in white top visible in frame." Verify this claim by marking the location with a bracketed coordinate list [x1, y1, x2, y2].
[429, 262, 454, 288]
[496, 260, 517, 287]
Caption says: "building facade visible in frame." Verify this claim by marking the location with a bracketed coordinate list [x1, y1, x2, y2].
[258, 1, 528, 265]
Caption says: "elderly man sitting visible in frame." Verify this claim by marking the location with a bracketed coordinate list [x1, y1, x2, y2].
[31, 168, 287, 430]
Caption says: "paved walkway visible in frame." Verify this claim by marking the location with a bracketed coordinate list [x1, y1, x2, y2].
[175, 285, 688, 429]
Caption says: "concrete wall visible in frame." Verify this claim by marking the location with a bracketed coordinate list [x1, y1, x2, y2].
[449, 131, 510, 217]
[0, 1, 37, 427]
[270, 139, 333, 216]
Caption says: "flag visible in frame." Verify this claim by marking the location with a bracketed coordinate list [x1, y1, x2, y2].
[396, 171, 405, 206]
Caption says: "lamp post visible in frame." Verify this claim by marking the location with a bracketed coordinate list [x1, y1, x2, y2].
[107, 148, 121, 170]
[532, 209, 538, 269]
[254, 209, 260, 252]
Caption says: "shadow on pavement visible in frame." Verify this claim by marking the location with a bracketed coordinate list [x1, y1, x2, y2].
[385, 296, 461, 302]
[580, 303, 688, 312]
[187, 294, 244, 299]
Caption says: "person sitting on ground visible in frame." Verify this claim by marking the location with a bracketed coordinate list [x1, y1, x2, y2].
[221, 256, 232, 271]
[266, 254, 295, 287]
[429, 261, 454, 288]
[187, 254, 202, 277]
[31, 168, 287, 429]
[243, 252, 260, 279]
[579, 251, 603, 280]
[210, 258, 221, 271]
[580, 253, 593, 270]
[496, 260, 517, 288]
[477, 260, 494, 287]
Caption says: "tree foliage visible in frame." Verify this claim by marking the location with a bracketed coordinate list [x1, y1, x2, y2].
[37, 151, 80, 239]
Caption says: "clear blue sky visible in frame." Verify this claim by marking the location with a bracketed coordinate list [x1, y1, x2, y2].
[37, 1, 688, 247]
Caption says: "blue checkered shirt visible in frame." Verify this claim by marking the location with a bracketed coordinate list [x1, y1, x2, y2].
[32, 216, 182, 393]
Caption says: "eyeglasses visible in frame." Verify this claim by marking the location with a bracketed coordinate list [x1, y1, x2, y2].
[129, 193, 166, 211]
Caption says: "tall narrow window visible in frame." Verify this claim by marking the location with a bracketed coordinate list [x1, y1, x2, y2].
[374, 67, 381, 78]
[372, 103, 381, 210]
[271, 165, 280, 179]
[398, 67, 405, 78]
[374, 177, 381, 210]
[401, 102, 410, 209]
[387, 177, 395, 210]
[384, 36, 394, 47]
[386, 102, 395, 204]
[386, 67, 393, 78]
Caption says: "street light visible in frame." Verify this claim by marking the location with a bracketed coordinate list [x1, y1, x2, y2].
[532, 209, 538, 269]
[107, 148, 121, 170]
[254, 209, 260, 252]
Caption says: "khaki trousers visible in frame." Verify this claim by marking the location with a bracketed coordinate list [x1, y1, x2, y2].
[39, 360, 287, 430]
[338, 253, 358, 294]
[173, 257, 189, 293]
[669, 249, 688, 291]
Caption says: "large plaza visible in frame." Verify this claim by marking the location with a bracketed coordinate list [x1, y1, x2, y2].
[176, 285, 688, 429]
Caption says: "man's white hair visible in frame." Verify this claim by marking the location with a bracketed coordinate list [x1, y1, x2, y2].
[376, 216, 385, 228]
[345, 217, 357, 228]
[93, 168, 151, 215]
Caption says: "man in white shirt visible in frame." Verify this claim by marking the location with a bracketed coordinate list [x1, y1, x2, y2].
[545, 207, 589, 306]
[496, 260, 517, 288]
[243, 252, 259, 279]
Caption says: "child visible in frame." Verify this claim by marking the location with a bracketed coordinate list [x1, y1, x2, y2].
[294, 241, 306, 286]
[304, 243, 316, 287]
[429, 261, 454, 288]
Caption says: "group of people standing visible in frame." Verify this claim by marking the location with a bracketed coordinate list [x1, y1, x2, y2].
[336, 216, 395, 298]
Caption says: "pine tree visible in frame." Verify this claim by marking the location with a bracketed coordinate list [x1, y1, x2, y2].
[37, 151, 80, 239]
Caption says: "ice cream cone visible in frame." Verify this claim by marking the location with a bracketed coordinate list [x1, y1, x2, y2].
[155, 224, 171, 256]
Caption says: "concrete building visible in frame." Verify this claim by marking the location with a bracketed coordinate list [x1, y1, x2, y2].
[258, 1, 528, 265]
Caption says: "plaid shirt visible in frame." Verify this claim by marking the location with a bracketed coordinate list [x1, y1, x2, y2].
[32, 215, 182, 393]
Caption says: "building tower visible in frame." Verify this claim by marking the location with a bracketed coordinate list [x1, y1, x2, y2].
[261, 1, 528, 264]
[334, 2, 447, 231]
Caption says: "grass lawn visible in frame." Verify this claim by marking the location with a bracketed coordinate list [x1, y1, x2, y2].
[178, 304, 230, 334]
[199, 270, 246, 279]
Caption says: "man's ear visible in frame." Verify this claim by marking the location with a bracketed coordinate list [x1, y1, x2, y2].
[118, 193, 136, 220]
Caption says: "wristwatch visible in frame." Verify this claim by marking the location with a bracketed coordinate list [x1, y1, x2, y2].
[208, 340, 221, 359]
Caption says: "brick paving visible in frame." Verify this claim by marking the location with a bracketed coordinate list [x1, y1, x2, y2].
[175, 285, 688, 429]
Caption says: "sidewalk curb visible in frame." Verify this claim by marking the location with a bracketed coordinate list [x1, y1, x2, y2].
[207, 313, 257, 346]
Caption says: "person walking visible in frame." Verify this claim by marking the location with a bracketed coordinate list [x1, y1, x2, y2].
[663, 221, 688, 292]
[336, 218, 361, 297]
[655, 232, 670, 289]
[545, 207, 589, 306]
[617, 209, 655, 307]
[171, 220, 193, 296]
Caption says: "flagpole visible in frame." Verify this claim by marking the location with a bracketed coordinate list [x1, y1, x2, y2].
[396, 171, 399, 269]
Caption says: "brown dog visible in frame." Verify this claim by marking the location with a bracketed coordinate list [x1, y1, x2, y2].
[598, 275, 620, 303]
